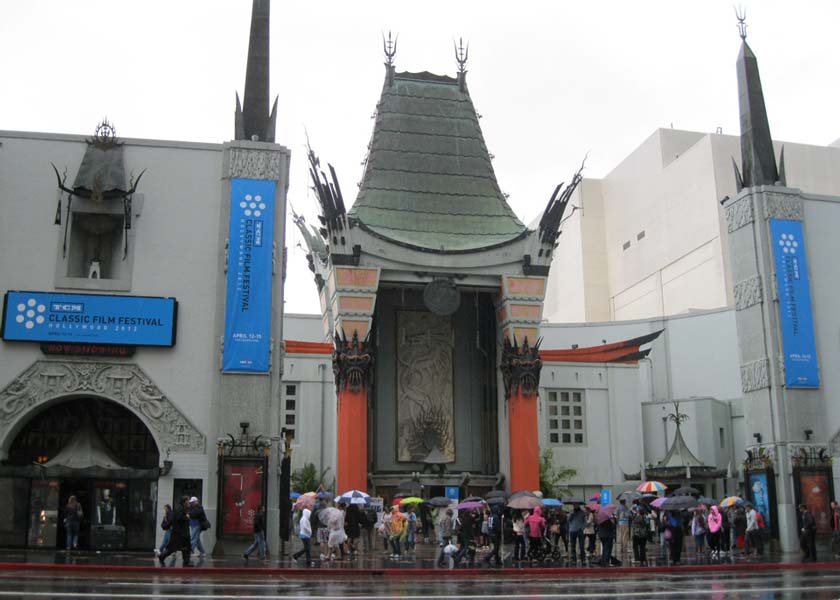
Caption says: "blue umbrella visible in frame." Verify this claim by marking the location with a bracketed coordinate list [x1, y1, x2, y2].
[317, 490, 333, 499]
[290, 492, 301, 499]
[542, 498, 563, 507]
[337, 490, 370, 505]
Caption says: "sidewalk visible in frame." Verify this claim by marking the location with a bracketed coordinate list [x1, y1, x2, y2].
[0, 537, 837, 577]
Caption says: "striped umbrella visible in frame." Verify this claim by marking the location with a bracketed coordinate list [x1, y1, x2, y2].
[337, 490, 370, 505]
[720, 496, 745, 508]
[636, 481, 667, 493]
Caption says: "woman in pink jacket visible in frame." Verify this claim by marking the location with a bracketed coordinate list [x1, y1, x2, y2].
[525, 506, 547, 561]
[708, 504, 723, 558]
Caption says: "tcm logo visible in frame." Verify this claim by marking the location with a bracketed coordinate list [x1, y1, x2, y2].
[778, 233, 799, 255]
[15, 298, 47, 330]
[50, 302, 84, 313]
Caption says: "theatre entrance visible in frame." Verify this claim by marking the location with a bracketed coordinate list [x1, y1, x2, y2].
[0, 396, 160, 550]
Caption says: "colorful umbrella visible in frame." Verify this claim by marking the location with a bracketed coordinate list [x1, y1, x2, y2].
[595, 503, 616, 525]
[337, 490, 370, 505]
[542, 498, 563, 507]
[637, 481, 667, 493]
[650, 497, 667, 509]
[457, 501, 485, 510]
[589, 494, 601, 502]
[399, 496, 424, 505]
[720, 496, 745, 508]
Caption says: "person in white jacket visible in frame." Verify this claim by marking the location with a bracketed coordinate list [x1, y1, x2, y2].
[292, 508, 313, 565]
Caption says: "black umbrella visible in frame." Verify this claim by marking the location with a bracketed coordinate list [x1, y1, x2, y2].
[485, 490, 509, 499]
[661, 495, 699, 510]
[393, 492, 410, 500]
[673, 486, 700, 497]
[562, 497, 585, 505]
[463, 496, 484, 503]
[618, 490, 641, 501]
[697, 496, 717, 506]
[397, 479, 423, 492]
[424, 496, 452, 508]
[486, 496, 507, 506]
[639, 493, 658, 503]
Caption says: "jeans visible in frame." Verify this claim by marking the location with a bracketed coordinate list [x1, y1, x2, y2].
[390, 535, 402, 556]
[361, 527, 373, 552]
[244, 531, 266, 559]
[66, 523, 79, 550]
[569, 530, 585, 560]
[159, 529, 172, 553]
[189, 523, 206, 554]
[513, 535, 526, 560]
[293, 536, 311, 563]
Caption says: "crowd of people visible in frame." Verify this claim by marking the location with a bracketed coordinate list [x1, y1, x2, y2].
[153, 493, 840, 568]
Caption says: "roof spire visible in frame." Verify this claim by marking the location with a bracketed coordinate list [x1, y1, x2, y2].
[235, 0, 278, 143]
[735, 9, 782, 189]
[454, 37, 469, 92]
[383, 31, 397, 86]
[735, 5, 747, 40]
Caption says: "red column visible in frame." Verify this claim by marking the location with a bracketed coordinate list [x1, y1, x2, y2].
[508, 390, 540, 492]
[336, 387, 368, 493]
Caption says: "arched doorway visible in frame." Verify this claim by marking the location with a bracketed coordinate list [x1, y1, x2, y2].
[0, 397, 159, 550]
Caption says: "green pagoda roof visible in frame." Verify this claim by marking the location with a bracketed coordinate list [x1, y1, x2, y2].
[348, 70, 527, 253]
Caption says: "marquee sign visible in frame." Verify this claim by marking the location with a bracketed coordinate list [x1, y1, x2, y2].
[222, 178, 276, 373]
[1, 291, 177, 347]
[769, 219, 819, 388]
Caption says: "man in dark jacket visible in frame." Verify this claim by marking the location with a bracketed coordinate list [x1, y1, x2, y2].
[159, 496, 191, 566]
[482, 506, 503, 567]
[799, 503, 817, 561]
[243, 505, 266, 560]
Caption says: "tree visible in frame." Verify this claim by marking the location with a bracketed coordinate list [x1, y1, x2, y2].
[539, 448, 577, 498]
[291, 462, 332, 493]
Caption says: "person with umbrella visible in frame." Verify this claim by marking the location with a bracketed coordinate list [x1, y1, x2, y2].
[511, 510, 526, 561]
[405, 504, 418, 554]
[482, 504, 503, 567]
[453, 508, 479, 567]
[584, 506, 597, 561]
[344, 502, 362, 557]
[524, 506, 547, 562]
[708, 504, 723, 558]
[388, 505, 406, 559]
[630, 504, 649, 566]
[436, 508, 454, 567]
[292, 507, 313, 565]
[596, 505, 617, 566]
[567, 502, 586, 564]
[666, 509, 684, 565]
[616, 498, 631, 558]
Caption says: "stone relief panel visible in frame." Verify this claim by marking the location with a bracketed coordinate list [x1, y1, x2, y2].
[228, 147, 285, 181]
[396, 311, 455, 463]
[0, 361, 205, 454]
[830, 429, 840, 457]
[734, 276, 763, 311]
[726, 197, 755, 232]
[764, 195, 804, 221]
[741, 358, 770, 393]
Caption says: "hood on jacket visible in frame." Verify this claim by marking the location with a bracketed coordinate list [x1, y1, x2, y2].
[533, 506, 542, 517]
[710, 505, 720, 515]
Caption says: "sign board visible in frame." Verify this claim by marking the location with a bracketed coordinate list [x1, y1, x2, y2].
[769, 219, 819, 387]
[1, 291, 176, 346]
[369, 497, 384, 526]
[40, 342, 135, 357]
[445, 486, 460, 501]
[222, 178, 276, 372]
[600, 489, 612, 506]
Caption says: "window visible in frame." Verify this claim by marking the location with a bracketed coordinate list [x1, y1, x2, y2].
[719, 427, 725, 449]
[546, 389, 586, 446]
[637, 230, 646, 241]
[622, 241, 631, 251]
[282, 383, 299, 441]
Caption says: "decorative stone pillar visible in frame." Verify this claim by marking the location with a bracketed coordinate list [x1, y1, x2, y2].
[498, 275, 547, 492]
[325, 265, 380, 493]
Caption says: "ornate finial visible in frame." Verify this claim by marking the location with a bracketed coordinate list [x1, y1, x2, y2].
[383, 30, 398, 66]
[94, 118, 117, 144]
[735, 5, 747, 41]
[454, 37, 469, 73]
[667, 402, 689, 427]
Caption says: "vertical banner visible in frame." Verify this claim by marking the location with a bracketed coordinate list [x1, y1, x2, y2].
[221, 460, 265, 535]
[798, 472, 832, 533]
[747, 472, 771, 532]
[769, 219, 819, 388]
[223, 178, 275, 372]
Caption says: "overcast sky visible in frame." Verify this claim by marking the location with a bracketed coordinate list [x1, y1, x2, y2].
[1, 0, 838, 315]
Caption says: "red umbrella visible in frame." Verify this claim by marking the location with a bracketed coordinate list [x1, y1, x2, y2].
[595, 503, 617, 525]
[589, 494, 601, 502]
[587, 502, 601, 512]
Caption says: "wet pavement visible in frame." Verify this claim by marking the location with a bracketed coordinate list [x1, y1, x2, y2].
[1, 569, 840, 599]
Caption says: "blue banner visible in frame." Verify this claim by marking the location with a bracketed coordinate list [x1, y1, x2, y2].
[223, 178, 275, 372]
[1, 291, 176, 346]
[770, 219, 819, 388]
[600, 489, 611, 506]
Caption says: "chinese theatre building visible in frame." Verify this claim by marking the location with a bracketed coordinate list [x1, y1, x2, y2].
[296, 39, 657, 498]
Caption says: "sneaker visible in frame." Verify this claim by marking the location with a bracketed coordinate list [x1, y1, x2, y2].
[158, 555, 165, 566]
[320, 553, 327, 560]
